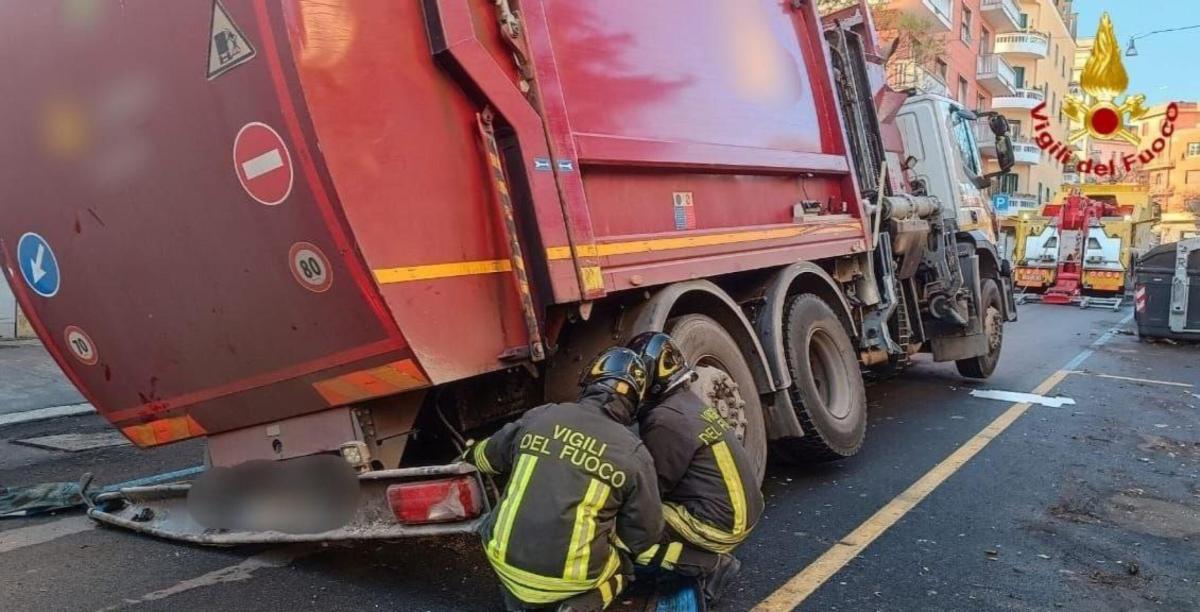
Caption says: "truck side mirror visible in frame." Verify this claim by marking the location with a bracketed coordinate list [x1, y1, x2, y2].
[988, 115, 1010, 137]
[993, 134, 1016, 173]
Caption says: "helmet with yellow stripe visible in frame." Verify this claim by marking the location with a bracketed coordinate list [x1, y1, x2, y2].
[627, 332, 695, 400]
[579, 347, 649, 409]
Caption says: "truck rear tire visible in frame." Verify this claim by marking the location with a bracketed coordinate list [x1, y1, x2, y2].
[955, 278, 1004, 379]
[668, 314, 767, 486]
[774, 294, 867, 462]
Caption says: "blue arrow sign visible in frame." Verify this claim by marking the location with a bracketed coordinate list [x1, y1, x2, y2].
[17, 232, 61, 298]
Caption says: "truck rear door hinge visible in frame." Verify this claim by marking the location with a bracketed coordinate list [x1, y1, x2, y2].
[492, 0, 536, 95]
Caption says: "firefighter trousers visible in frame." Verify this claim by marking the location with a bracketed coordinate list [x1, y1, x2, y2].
[500, 573, 629, 612]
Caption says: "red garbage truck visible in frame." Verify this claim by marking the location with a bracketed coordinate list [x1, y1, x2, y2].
[0, 0, 1016, 543]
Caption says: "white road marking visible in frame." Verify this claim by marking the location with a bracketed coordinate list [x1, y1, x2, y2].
[106, 548, 304, 609]
[0, 403, 94, 428]
[240, 149, 284, 180]
[0, 515, 94, 554]
[1067, 371, 1194, 388]
[969, 389, 1076, 408]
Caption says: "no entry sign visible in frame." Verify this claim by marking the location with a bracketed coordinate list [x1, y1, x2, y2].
[233, 122, 293, 206]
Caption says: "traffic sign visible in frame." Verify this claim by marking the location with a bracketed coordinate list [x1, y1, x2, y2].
[992, 194, 1011, 213]
[233, 122, 293, 206]
[289, 242, 333, 293]
[64, 326, 99, 366]
[17, 232, 61, 298]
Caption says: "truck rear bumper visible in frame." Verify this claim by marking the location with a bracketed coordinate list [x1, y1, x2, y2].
[87, 463, 487, 545]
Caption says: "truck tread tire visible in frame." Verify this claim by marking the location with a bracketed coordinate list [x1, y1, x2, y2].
[667, 314, 767, 487]
[955, 278, 1004, 379]
[775, 294, 867, 462]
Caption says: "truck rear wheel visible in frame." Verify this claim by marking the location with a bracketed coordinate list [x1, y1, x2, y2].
[774, 294, 867, 462]
[668, 314, 767, 486]
[956, 278, 1004, 379]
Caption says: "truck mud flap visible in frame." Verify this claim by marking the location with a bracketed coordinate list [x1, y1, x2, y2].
[87, 464, 486, 545]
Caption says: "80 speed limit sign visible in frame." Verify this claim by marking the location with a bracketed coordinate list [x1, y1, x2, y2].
[289, 242, 333, 293]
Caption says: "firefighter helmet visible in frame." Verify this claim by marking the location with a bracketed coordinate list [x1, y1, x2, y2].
[628, 332, 695, 398]
[580, 347, 649, 406]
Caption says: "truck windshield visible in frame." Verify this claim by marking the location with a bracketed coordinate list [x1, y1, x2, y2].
[950, 111, 983, 179]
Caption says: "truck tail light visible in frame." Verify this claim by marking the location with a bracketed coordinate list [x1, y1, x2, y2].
[387, 476, 483, 525]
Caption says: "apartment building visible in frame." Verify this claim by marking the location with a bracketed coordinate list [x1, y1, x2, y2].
[1135, 102, 1200, 242]
[876, 0, 1075, 217]
[879, 0, 1016, 112]
[981, 0, 1077, 215]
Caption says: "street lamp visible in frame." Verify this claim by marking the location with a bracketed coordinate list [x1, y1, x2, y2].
[1127, 24, 1200, 57]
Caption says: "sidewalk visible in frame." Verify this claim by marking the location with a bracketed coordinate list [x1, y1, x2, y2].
[0, 341, 86, 417]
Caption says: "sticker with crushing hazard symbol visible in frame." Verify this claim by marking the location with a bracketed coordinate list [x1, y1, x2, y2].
[289, 242, 333, 293]
[207, 0, 256, 80]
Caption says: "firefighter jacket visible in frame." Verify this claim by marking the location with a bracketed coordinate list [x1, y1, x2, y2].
[638, 386, 764, 554]
[465, 389, 663, 606]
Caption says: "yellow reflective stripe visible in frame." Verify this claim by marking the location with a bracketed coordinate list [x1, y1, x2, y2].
[664, 542, 684, 569]
[664, 503, 743, 554]
[564, 479, 611, 581]
[635, 544, 660, 565]
[473, 439, 496, 475]
[599, 580, 613, 607]
[489, 454, 539, 562]
[488, 549, 622, 605]
[712, 441, 748, 535]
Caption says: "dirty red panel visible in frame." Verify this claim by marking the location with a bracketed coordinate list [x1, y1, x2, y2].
[0, 1, 412, 436]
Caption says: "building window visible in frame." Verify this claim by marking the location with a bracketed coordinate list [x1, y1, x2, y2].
[980, 28, 991, 53]
[1018, 13, 1028, 29]
[977, 94, 986, 112]
[958, 77, 969, 105]
[1012, 66, 1025, 89]
[960, 5, 973, 44]
[1187, 170, 1200, 184]
[1038, 182, 1044, 204]
[1188, 142, 1200, 157]
[935, 58, 948, 81]
[1009, 119, 1023, 138]
[1153, 171, 1165, 186]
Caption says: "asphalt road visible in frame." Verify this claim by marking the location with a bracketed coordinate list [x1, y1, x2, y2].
[1, 303, 1197, 611]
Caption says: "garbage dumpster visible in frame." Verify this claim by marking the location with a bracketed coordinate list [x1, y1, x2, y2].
[1134, 238, 1200, 340]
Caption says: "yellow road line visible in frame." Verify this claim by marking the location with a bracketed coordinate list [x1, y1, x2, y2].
[1067, 371, 1194, 388]
[373, 259, 511, 284]
[753, 369, 1071, 611]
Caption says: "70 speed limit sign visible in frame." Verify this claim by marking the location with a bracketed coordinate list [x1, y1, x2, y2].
[289, 242, 333, 293]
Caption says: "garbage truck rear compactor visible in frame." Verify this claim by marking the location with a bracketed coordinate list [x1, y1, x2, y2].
[0, 0, 1016, 542]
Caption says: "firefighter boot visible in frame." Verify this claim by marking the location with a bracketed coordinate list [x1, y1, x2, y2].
[701, 554, 741, 604]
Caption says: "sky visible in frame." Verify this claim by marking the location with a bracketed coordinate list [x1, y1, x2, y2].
[1074, 0, 1200, 105]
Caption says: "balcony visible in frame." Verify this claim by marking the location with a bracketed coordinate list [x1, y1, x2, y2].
[994, 31, 1050, 59]
[991, 88, 1046, 111]
[976, 54, 1017, 96]
[1011, 138, 1042, 165]
[980, 0, 1021, 32]
[890, 0, 953, 31]
[887, 61, 949, 97]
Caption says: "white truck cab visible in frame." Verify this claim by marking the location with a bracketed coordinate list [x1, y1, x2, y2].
[893, 94, 1006, 243]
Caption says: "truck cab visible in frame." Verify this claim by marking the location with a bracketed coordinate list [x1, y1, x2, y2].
[894, 94, 1003, 242]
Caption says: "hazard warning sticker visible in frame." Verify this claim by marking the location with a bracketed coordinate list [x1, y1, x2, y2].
[207, 0, 256, 80]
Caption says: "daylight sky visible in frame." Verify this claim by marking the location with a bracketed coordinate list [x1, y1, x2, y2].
[1074, 1, 1200, 105]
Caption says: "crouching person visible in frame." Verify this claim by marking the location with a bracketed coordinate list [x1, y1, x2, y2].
[464, 347, 664, 611]
[627, 333, 765, 604]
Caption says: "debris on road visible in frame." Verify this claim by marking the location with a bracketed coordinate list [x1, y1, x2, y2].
[970, 389, 1077, 408]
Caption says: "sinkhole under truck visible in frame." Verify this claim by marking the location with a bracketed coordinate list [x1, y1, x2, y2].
[0, 0, 1016, 543]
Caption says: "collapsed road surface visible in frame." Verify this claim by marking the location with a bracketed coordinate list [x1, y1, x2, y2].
[1, 303, 1197, 611]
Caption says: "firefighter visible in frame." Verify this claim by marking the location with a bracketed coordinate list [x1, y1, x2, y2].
[464, 347, 664, 611]
[627, 332, 764, 604]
